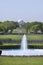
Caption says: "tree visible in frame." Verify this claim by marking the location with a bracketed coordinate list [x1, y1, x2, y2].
[0, 23, 5, 32]
[9, 22, 16, 33]
[31, 22, 43, 33]
[23, 22, 31, 33]
[2, 21, 16, 33]
[39, 23, 43, 33]
[31, 25, 39, 33]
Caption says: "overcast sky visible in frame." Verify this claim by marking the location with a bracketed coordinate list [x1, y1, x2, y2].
[0, 0, 43, 22]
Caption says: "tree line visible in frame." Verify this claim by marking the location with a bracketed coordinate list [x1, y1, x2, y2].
[0, 21, 43, 33]
[0, 21, 19, 33]
[23, 21, 43, 33]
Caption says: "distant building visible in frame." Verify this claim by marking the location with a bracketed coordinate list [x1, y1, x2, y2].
[18, 19, 25, 27]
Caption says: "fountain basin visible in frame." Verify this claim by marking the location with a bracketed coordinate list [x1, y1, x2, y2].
[1, 49, 43, 56]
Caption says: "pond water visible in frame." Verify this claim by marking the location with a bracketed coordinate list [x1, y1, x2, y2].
[1, 49, 43, 56]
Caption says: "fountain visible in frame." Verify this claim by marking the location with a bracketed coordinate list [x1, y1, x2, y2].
[21, 35, 27, 50]
[1, 34, 43, 56]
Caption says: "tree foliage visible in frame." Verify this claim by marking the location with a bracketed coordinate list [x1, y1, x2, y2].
[23, 21, 43, 33]
[0, 21, 43, 33]
[0, 21, 19, 33]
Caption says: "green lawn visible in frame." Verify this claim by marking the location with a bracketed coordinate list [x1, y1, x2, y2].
[27, 34, 43, 40]
[0, 35, 22, 40]
[0, 56, 43, 65]
[0, 34, 43, 41]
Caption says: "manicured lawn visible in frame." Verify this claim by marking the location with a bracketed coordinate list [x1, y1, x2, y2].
[0, 35, 22, 40]
[0, 56, 43, 65]
[0, 34, 43, 40]
[27, 34, 43, 40]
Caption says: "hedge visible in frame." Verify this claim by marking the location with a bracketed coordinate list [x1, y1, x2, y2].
[0, 50, 2, 55]
[0, 44, 43, 49]
[0, 45, 20, 49]
[28, 44, 43, 49]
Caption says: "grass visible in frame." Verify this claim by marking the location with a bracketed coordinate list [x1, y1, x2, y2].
[0, 56, 43, 65]
[0, 34, 43, 41]
[0, 43, 43, 46]
[27, 34, 43, 40]
[0, 35, 22, 40]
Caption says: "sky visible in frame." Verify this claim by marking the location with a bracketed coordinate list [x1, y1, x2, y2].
[0, 0, 43, 22]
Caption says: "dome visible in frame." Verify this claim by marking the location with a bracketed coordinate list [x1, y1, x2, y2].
[18, 19, 23, 22]
[18, 19, 25, 25]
